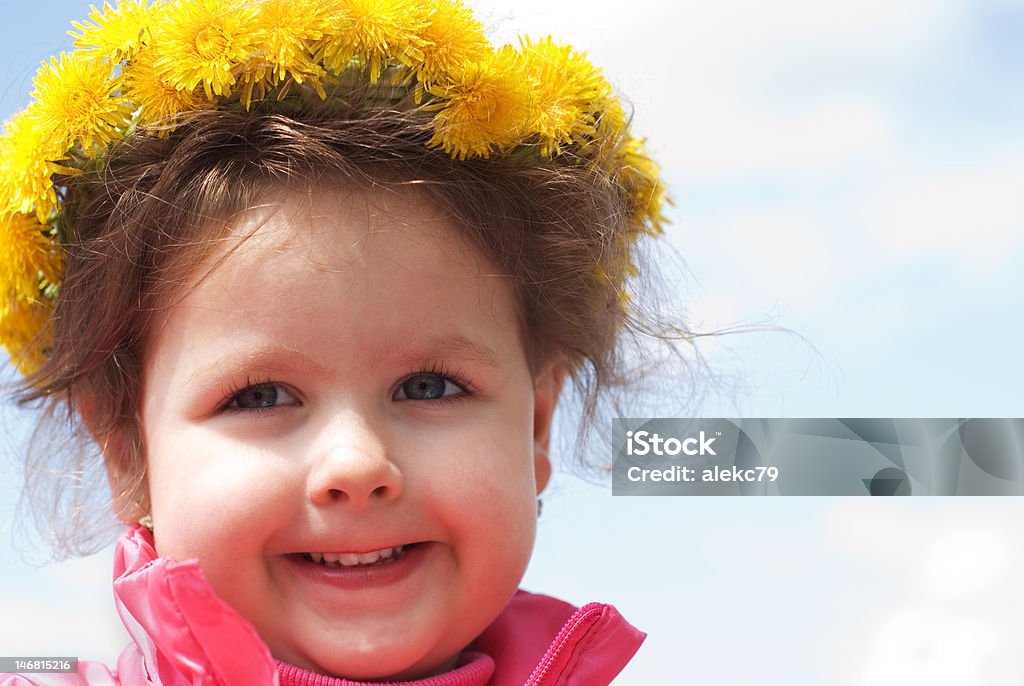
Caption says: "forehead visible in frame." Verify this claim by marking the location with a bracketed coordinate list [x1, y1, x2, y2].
[147, 185, 527, 370]
[203, 185, 478, 283]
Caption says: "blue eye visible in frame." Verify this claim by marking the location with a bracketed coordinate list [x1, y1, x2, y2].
[395, 374, 463, 401]
[229, 383, 299, 410]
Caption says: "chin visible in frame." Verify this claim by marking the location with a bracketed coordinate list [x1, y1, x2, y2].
[277, 638, 457, 682]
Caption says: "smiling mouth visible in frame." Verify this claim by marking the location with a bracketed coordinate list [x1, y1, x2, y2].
[299, 544, 414, 569]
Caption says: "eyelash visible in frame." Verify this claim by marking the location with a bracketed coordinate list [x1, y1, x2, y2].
[397, 362, 475, 406]
[218, 363, 475, 414]
[219, 375, 292, 416]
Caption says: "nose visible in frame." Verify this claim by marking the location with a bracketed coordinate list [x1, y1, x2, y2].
[307, 416, 404, 509]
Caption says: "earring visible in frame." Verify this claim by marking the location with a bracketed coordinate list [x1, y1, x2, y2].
[537, 498, 543, 518]
[138, 514, 154, 531]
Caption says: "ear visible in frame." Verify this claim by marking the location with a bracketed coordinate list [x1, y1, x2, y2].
[102, 428, 149, 524]
[79, 398, 148, 524]
[532, 358, 567, 496]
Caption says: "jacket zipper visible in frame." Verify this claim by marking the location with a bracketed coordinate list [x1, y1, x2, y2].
[523, 603, 604, 686]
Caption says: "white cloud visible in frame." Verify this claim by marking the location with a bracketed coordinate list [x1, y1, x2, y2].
[828, 502, 1024, 685]
[923, 526, 1009, 597]
[472, 0, 962, 62]
[469, 0, 968, 179]
[673, 97, 896, 178]
[863, 156, 1024, 274]
[850, 610, 1009, 686]
[682, 209, 853, 315]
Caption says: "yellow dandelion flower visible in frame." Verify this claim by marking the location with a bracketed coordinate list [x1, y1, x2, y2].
[0, 296, 54, 377]
[617, 137, 670, 236]
[519, 36, 612, 157]
[69, 0, 154, 62]
[29, 52, 130, 157]
[0, 211, 62, 304]
[152, 0, 263, 100]
[415, 0, 489, 89]
[427, 45, 531, 160]
[0, 109, 65, 222]
[249, 0, 330, 87]
[123, 45, 205, 128]
[312, 0, 355, 76]
[588, 97, 628, 166]
[316, 0, 429, 84]
[0, 210, 60, 374]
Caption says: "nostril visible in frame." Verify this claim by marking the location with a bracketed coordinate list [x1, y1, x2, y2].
[308, 455, 404, 506]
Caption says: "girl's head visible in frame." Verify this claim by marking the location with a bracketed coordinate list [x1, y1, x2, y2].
[31, 111, 635, 678]
[1, 0, 672, 680]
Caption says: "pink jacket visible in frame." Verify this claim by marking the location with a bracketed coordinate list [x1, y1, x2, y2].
[2, 527, 644, 685]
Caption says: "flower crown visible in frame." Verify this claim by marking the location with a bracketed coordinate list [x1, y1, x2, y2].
[0, 0, 668, 377]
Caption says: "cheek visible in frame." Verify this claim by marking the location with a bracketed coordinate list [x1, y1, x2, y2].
[422, 426, 539, 549]
[449, 440, 538, 610]
[145, 431, 299, 562]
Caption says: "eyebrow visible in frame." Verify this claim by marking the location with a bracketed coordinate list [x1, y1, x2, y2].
[189, 334, 504, 386]
[374, 334, 504, 371]
[187, 346, 329, 388]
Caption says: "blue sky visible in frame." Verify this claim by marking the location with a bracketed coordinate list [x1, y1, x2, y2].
[2, 1, 1023, 684]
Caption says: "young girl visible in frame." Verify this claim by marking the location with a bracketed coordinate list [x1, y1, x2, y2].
[1, 0, 670, 683]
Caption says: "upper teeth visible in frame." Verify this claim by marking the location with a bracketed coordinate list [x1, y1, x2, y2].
[306, 546, 405, 567]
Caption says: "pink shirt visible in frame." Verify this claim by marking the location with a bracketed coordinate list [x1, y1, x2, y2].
[276, 653, 493, 685]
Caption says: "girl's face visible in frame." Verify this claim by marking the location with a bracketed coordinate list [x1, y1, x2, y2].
[130, 186, 561, 680]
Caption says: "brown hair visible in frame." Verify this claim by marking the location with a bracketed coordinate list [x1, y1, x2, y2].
[14, 102, 695, 557]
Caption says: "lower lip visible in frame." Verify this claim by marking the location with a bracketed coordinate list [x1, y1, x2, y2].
[285, 543, 431, 590]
